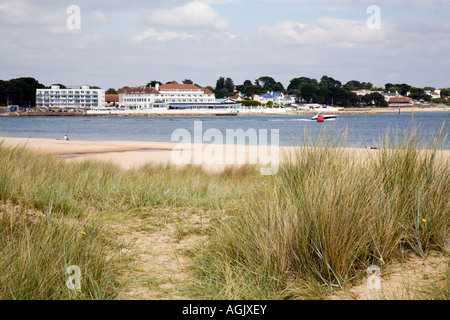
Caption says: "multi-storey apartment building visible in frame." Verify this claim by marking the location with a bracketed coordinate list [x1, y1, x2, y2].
[118, 81, 234, 110]
[36, 85, 105, 109]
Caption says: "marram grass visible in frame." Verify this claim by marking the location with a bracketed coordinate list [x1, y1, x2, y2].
[0, 141, 258, 299]
[192, 125, 449, 299]
[0, 125, 449, 300]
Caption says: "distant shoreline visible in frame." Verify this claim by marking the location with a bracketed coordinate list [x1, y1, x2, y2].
[0, 106, 449, 117]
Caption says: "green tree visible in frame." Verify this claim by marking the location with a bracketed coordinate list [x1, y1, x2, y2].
[0, 77, 45, 107]
[371, 92, 388, 107]
[256, 76, 277, 92]
[215, 77, 225, 91]
[328, 87, 358, 107]
[215, 88, 229, 99]
[240, 100, 262, 107]
[319, 75, 341, 88]
[224, 78, 235, 94]
[299, 83, 318, 103]
[359, 94, 373, 106]
[362, 82, 373, 90]
[236, 80, 253, 93]
[274, 82, 285, 92]
[343, 80, 373, 91]
[440, 88, 450, 99]
[106, 88, 117, 94]
[409, 87, 431, 101]
[389, 86, 400, 93]
[343, 80, 362, 91]
[287, 77, 318, 93]
[183, 79, 193, 84]
[399, 83, 411, 96]
[243, 85, 263, 100]
[316, 87, 332, 104]
[387, 83, 410, 96]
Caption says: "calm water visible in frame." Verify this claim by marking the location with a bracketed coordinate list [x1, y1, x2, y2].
[0, 113, 448, 149]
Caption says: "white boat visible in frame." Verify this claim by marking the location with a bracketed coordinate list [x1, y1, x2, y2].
[311, 114, 337, 120]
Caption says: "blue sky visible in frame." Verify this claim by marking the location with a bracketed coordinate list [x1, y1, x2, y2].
[1, 0, 449, 90]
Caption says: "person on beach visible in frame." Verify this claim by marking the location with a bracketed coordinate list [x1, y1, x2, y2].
[64, 135, 69, 141]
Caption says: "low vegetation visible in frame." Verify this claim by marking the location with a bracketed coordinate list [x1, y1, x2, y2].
[0, 125, 448, 300]
[193, 125, 449, 299]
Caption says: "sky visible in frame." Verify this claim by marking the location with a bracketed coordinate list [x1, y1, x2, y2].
[0, 0, 449, 90]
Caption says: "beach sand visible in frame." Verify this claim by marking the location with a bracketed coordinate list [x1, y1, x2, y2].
[0, 137, 284, 171]
[1, 137, 448, 171]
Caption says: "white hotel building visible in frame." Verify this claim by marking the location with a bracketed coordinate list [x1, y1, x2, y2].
[119, 81, 237, 110]
[36, 85, 105, 109]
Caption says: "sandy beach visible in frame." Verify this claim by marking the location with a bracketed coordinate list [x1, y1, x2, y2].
[1, 137, 283, 171]
[2, 137, 448, 172]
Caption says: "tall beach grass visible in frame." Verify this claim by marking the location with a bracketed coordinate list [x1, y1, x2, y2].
[0, 140, 258, 299]
[0, 123, 448, 300]
[193, 125, 449, 299]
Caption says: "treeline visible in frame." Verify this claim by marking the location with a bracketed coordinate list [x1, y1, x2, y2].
[207, 75, 450, 107]
[207, 76, 286, 99]
[97, 77, 450, 108]
[0, 77, 45, 107]
[2, 76, 450, 108]
[207, 75, 380, 107]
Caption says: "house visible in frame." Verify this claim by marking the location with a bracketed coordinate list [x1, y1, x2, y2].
[388, 97, 414, 107]
[229, 93, 245, 101]
[382, 92, 400, 101]
[283, 94, 296, 105]
[425, 90, 441, 99]
[258, 92, 285, 105]
[118, 81, 238, 110]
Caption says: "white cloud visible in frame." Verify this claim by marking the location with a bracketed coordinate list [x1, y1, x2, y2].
[0, 0, 63, 26]
[144, 1, 229, 31]
[90, 10, 108, 24]
[255, 17, 390, 47]
[132, 28, 196, 42]
[0, 0, 449, 89]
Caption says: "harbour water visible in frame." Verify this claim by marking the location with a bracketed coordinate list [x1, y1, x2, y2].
[0, 112, 448, 149]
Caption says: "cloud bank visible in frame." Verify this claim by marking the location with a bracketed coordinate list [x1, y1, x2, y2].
[0, 0, 448, 89]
